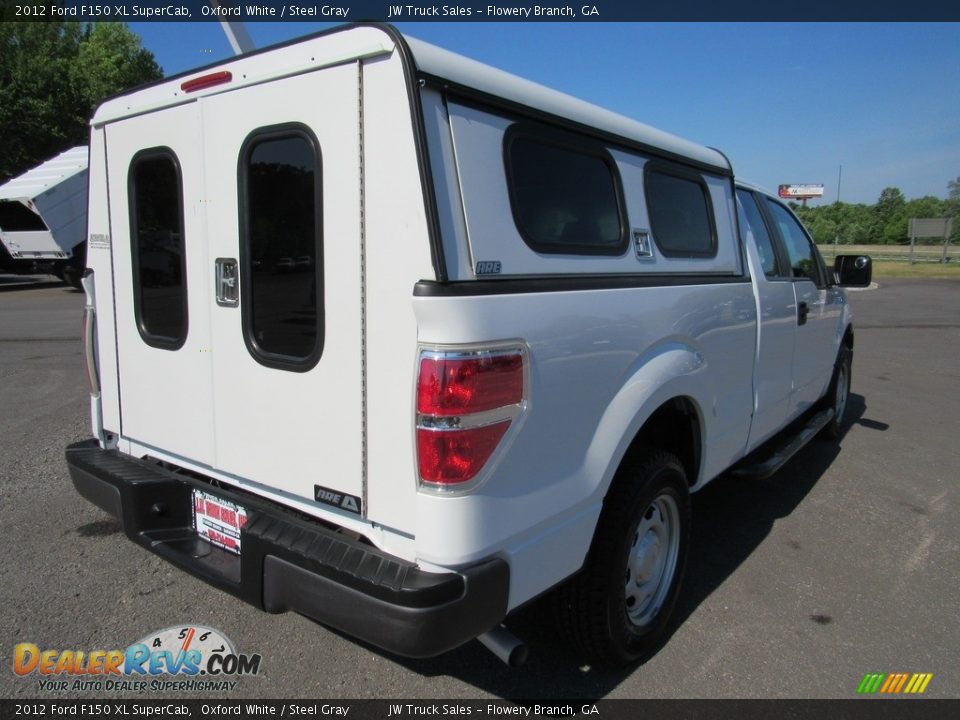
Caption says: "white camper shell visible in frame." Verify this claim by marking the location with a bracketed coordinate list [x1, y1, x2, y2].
[68, 24, 863, 665]
[0, 146, 88, 271]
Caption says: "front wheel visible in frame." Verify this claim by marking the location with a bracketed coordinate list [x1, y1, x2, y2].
[821, 345, 852, 439]
[556, 448, 690, 665]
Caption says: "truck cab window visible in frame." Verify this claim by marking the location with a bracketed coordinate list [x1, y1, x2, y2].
[129, 150, 187, 349]
[764, 199, 824, 286]
[736, 190, 780, 278]
[240, 127, 323, 370]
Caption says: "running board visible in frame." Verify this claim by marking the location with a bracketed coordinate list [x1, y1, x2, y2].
[731, 408, 834, 480]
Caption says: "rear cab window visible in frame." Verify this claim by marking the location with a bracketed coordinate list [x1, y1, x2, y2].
[128, 148, 187, 350]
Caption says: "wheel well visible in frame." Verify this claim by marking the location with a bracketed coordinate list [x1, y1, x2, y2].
[621, 397, 701, 486]
[843, 325, 854, 350]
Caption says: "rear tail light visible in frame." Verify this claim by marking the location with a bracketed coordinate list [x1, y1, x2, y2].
[416, 347, 526, 489]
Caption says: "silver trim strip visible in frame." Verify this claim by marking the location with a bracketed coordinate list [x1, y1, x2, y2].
[82, 304, 100, 397]
[358, 59, 369, 518]
[417, 404, 521, 431]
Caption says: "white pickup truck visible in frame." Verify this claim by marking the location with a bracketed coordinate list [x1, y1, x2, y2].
[66, 24, 872, 667]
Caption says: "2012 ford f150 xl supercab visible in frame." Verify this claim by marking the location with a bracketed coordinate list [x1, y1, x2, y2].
[66, 23, 872, 666]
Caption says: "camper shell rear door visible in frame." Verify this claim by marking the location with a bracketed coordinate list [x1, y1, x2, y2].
[202, 63, 364, 512]
[105, 63, 364, 515]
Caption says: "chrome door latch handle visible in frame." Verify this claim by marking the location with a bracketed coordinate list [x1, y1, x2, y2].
[215, 258, 239, 307]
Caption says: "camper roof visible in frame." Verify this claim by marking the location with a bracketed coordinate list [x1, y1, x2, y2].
[404, 35, 729, 173]
[92, 24, 729, 174]
[0, 146, 88, 203]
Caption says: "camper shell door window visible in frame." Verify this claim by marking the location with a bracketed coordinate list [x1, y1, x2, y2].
[503, 125, 628, 256]
[239, 124, 324, 372]
[128, 148, 188, 350]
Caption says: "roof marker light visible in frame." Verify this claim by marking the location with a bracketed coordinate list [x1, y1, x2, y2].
[180, 71, 232, 93]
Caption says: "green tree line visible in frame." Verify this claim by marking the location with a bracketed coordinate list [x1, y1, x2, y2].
[0, 12, 163, 183]
[793, 181, 960, 246]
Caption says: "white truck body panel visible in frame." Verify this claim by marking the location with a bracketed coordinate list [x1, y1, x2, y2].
[200, 63, 365, 509]
[105, 103, 215, 464]
[86, 129, 121, 438]
[741, 215, 797, 447]
[412, 282, 756, 607]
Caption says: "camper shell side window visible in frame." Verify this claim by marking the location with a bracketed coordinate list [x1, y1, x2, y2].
[503, 124, 628, 256]
[128, 147, 188, 350]
[238, 123, 324, 372]
[643, 162, 718, 259]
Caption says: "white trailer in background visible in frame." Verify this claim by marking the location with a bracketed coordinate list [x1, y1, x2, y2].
[0, 10, 247, 287]
[0, 146, 88, 285]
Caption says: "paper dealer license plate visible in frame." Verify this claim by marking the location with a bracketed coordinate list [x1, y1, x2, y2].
[193, 489, 247, 555]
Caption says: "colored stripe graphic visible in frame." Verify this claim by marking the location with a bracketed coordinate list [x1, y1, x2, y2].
[857, 673, 933, 695]
[858, 673, 885, 694]
[906, 673, 933, 694]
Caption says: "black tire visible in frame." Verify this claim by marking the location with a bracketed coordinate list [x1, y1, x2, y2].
[821, 345, 852, 440]
[63, 266, 84, 291]
[555, 447, 690, 665]
[65, 241, 87, 290]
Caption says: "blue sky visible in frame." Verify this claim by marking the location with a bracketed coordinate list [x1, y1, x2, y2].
[130, 22, 960, 205]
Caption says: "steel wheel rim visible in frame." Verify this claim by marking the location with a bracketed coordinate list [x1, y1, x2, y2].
[624, 493, 680, 628]
[835, 362, 849, 424]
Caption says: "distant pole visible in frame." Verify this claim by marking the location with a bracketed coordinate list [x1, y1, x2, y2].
[210, 1, 255, 55]
[909, 219, 916, 265]
[943, 218, 954, 264]
[834, 164, 842, 254]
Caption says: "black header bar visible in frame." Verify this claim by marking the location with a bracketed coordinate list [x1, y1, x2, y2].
[7, 1, 960, 22]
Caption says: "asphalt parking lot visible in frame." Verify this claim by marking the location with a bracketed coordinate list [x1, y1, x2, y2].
[1, 277, 957, 700]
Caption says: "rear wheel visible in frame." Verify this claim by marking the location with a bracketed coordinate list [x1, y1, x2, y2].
[64, 241, 87, 290]
[556, 448, 690, 665]
[821, 345, 852, 439]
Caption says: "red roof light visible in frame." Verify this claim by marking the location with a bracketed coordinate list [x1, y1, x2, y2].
[180, 71, 232, 93]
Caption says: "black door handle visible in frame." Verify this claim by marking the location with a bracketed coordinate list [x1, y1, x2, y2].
[798, 301, 809, 326]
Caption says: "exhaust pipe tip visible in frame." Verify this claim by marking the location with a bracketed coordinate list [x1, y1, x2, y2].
[478, 626, 528, 668]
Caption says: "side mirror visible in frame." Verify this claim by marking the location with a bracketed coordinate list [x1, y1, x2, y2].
[834, 255, 872, 287]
